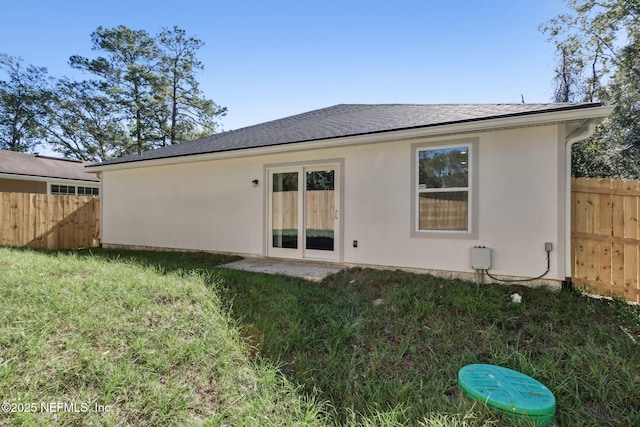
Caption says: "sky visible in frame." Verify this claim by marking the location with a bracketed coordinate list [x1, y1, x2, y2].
[1, 0, 569, 132]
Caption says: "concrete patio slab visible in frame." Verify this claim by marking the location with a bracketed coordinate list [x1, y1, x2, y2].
[222, 258, 345, 281]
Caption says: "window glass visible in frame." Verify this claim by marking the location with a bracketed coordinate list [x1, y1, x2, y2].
[305, 170, 335, 251]
[272, 172, 298, 249]
[272, 172, 298, 192]
[51, 185, 77, 195]
[418, 147, 468, 189]
[77, 186, 100, 196]
[419, 192, 468, 231]
[417, 145, 470, 232]
[306, 170, 334, 191]
[51, 184, 101, 196]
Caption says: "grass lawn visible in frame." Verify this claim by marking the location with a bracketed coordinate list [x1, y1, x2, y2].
[1, 247, 640, 426]
[219, 266, 640, 426]
[0, 248, 326, 426]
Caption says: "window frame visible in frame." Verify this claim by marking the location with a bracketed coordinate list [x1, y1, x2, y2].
[411, 138, 479, 239]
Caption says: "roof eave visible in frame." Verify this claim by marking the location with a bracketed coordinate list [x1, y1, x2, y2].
[87, 105, 615, 172]
[0, 172, 100, 184]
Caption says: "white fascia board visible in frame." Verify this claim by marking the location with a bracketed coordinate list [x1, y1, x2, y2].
[0, 172, 99, 186]
[88, 105, 615, 173]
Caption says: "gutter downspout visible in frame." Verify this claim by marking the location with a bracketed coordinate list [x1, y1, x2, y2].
[564, 120, 598, 288]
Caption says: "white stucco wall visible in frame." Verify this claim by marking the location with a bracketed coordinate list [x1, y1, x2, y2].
[101, 156, 265, 254]
[101, 124, 566, 282]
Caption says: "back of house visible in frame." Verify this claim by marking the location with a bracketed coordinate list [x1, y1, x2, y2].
[87, 103, 613, 287]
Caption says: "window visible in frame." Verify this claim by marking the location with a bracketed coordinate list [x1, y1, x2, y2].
[78, 186, 99, 196]
[50, 185, 76, 195]
[412, 139, 477, 237]
[49, 184, 99, 196]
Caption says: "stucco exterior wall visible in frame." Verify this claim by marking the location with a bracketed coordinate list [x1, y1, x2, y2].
[101, 124, 566, 282]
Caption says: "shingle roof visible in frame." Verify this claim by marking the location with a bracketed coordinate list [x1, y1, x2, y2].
[0, 150, 99, 182]
[91, 103, 603, 167]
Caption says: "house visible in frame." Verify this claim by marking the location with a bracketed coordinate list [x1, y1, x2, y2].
[87, 103, 614, 287]
[0, 150, 100, 196]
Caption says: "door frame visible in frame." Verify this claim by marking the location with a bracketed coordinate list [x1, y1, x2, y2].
[264, 159, 344, 262]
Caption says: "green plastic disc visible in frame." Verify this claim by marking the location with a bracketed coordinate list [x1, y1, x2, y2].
[458, 364, 556, 426]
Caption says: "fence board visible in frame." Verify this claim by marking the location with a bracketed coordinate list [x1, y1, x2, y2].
[0, 192, 100, 250]
[35, 194, 46, 248]
[599, 182, 612, 235]
[572, 177, 640, 303]
[272, 190, 335, 231]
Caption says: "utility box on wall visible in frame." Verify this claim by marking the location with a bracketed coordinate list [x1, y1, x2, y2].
[470, 246, 491, 269]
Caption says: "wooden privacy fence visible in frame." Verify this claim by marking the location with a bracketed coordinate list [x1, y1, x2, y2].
[272, 190, 469, 232]
[272, 190, 335, 231]
[572, 178, 640, 303]
[419, 196, 468, 231]
[0, 192, 100, 250]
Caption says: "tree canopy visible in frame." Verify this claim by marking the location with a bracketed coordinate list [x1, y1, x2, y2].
[541, 0, 640, 178]
[0, 25, 226, 161]
[0, 54, 50, 152]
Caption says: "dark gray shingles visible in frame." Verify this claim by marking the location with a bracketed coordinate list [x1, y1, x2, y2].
[91, 103, 602, 167]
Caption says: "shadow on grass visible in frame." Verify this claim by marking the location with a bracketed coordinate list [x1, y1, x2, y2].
[69, 247, 242, 276]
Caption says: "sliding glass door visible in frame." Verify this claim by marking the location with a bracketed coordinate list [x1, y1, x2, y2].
[268, 164, 340, 260]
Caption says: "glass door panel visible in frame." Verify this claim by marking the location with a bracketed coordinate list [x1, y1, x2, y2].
[305, 170, 335, 251]
[267, 163, 340, 261]
[272, 171, 299, 249]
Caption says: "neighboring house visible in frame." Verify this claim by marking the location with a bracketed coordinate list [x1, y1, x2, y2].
[88, 103, 613, 287]
[0, 150, 100, 196]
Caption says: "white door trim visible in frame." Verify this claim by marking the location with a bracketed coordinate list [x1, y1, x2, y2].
[266, 161, 342, 262]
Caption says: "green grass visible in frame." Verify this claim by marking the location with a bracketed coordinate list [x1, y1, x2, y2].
[218, 267, 640, 426]
[1, 248, 640, 426]
[0, 248, 326, 426]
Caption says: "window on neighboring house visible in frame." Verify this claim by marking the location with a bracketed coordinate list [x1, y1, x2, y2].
[78, 186, 99, 196]
[50, 184, 99, 196]
[412, 139, 477, 237]
[50, 185, 76, 195]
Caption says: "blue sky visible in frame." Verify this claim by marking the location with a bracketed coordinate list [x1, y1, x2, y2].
[1, 0, 568, 131]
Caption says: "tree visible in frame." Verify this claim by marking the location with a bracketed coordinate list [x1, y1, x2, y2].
[552, 43, 586, 103]
[156, 26, 226, 145]
[541, 0, 640, 178]
[419, 148, 469, 189]
[70, 25, 163, 155]
[0, 54, 50, 152]
[43, 78, 131, 161]
[67, 25, 227, 156]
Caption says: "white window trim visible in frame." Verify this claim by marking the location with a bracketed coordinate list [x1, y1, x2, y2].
[410, 138, 479, 239]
